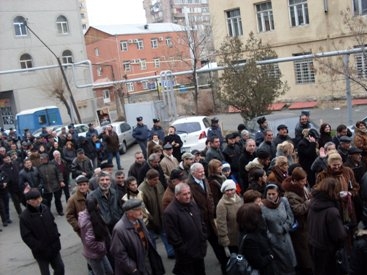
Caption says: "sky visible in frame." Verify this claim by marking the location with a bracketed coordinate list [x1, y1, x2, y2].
[86, 0, 146, 26]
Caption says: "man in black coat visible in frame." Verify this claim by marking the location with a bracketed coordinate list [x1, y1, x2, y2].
[20, 188, 65, 275]
[164, 182, 207, 275]
[163, 126, 183, 162]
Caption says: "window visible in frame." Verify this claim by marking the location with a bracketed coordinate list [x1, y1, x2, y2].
[137, 39, 144, 50]
[153, 58, 160, 68]
[94, 48, 99, 56]
[293, 53, 315, 84]
[62, 50, 73, 64]
[97, 66, 102, 76]
[140, 59, 147, 70]
[142, 81, 149, 89]
[289, 0, 309, 27]
[120, 40, 128, 51]
[126, 82, 134, 92]
[256, 2, 274, 32]
[80, 13, 85, 19]
[151, 38, 158, 48]
[123, 61, 131, 72]
[14, 16, 27, 36]
[355, 52, 367, 79]
[166, 37, 173, 47]
[56, 15, 69, 34]
[103, 90, 111, 103]
[354, 0, 367, 15]
[82, 24, 87, 30]
[20, 53, 33, 69]
[226, 9, 243, 37]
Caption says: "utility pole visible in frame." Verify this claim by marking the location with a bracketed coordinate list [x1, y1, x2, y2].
[24, 21, 82, 123]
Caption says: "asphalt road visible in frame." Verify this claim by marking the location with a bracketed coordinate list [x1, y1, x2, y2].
[2, 104, 367, 274]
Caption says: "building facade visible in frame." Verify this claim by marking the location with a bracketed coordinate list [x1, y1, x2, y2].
[79, 0, 90, 32]
[84, 23, 193, 113]
[143, 0, 214, 63]
[208, 0, 367, 101]
[0, 0, 94, 128]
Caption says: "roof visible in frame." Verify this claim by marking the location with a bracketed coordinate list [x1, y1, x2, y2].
[91, 23, 186, 35]
[16, 106, 58, 116]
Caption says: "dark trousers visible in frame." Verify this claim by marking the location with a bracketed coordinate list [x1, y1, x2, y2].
[62, 178, 70, 202]
[173, 258, 206, 275]
[207, 224, 228, 273]
[43, 189, 63, 213]
[36, 252, 65, 275]
[107, 151, 121, 170]
[0, 192, 6, 223]
[9, 191, 23, 215]
[137, 141, 148, 160]
[0, 191, 10, 221]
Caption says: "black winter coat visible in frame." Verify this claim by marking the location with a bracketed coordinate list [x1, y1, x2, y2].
[164, 199, 207, 261]
[240, 231, 277, 275]
[19, 203, 61, 260]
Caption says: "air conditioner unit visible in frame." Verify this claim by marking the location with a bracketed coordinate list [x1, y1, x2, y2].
[134, 39, 139, 43]
[128, 39, 133, 44]
[158, 37, 164, 42]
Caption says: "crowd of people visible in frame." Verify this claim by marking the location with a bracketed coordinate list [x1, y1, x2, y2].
[1, 113, 367, 274]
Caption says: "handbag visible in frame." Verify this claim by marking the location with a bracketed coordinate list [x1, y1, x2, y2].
[226, 235, 259, 275]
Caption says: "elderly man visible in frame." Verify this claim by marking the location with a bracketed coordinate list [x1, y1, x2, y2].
[20, 188, 65, 275]
[138, 169, 175, 259]
[162, 168, 188, 210]
[38, 153, 65, 216]
[110, 199, 165, 275]
[187, 163, 227, 274]
[88, 172, 122, 233]
[164, 182, 207, 275]
[160, 143, 179, 181]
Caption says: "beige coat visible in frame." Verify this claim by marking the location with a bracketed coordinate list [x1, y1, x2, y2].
[216, 193, 243, 247]
[159, 153, 179, 181]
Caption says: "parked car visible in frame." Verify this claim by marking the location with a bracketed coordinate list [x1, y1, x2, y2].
[96, 121, 135, 154]
[53, 124, 89, 137]
[32, 125, 63, 137]
[171, 116, 211, 153]
[245, 112, 319, 140]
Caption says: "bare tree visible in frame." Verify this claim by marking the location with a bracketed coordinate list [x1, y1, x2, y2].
[314, 9, 367, 93]
[42, 68, 73, 121]
[170, 17, 215, 114]
[218, 33, 288, 121]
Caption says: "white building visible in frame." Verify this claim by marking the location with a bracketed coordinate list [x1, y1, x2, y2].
[0, 0, 94, 128]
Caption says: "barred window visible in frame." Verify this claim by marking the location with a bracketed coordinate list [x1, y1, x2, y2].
[293, 53, 315, 84]
[355, 52, 367, 79]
